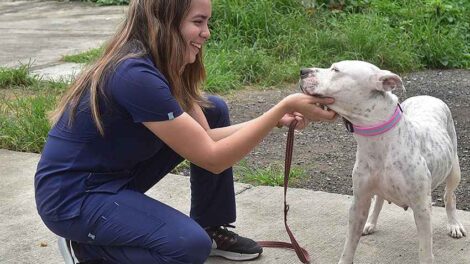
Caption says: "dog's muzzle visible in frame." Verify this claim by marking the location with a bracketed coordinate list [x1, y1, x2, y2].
[299, 68, 313, 93]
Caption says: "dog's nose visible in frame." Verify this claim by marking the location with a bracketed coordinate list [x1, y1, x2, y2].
[300, 68, 314, 79]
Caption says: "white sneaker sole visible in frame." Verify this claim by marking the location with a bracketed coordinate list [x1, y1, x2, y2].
[57, 237, 78, 264]
[209, 249, 261, 261]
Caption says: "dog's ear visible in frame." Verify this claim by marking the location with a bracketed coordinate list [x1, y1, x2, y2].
[377, 70, 403, 92]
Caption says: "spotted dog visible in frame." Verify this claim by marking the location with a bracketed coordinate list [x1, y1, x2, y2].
[299, 60, 467, 264]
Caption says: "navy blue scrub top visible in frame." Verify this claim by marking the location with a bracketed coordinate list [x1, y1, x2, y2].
[35, 56, 184, 221]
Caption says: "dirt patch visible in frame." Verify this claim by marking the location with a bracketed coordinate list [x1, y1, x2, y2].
[224, 69, 470, 211]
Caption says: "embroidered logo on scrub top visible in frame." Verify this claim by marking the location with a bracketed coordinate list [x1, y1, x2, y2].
[88, 233, 96, 240]
[168, 112, 175, 120]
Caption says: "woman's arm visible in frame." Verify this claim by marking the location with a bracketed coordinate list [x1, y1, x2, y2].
[186, 101, 252, 141]
[144, 93, 335, 174]
[187, 101, 309, 142]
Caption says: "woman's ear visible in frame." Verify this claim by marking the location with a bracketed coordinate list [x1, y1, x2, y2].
[376, 70, 403, 92]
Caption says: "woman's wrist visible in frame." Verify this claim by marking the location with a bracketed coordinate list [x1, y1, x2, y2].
[278, 96, 293, 113]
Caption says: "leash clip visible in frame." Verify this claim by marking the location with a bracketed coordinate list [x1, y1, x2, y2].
[398, 103, 403, 112]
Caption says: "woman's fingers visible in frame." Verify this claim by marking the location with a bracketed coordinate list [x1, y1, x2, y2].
[282, 93, 337, 123]
[300, 103, 336, 122]
[310, 96, 335, 105]
[314, 107, 337, 121]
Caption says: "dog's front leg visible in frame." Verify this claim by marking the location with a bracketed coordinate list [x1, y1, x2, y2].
[412, 198, 434, 264]
[339, 192, 372, 264]
[339, 168, 372, 264]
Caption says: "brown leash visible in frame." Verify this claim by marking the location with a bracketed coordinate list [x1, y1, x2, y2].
[257, 120, 311, 263]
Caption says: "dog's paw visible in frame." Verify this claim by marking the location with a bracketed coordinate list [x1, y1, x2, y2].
[448, 222, 467, 238]
[362, 223, 376, 235]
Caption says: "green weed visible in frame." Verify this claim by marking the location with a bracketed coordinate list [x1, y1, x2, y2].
[235, 161, 307, 187]
[0, 65, 37, 88]
[62, 47, 103, 64]
[171, 160, 191, 176]
[0, 95, 55, 153]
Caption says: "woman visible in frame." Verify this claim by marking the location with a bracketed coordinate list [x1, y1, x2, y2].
[35, 0, 336, 263]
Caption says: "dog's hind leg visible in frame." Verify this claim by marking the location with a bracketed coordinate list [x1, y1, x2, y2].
[444, 156, 467, 238]
[362, 195, 384, 235]
[412, 197, 434, 264]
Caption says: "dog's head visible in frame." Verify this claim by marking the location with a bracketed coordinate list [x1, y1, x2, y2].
[299, 60, 403, 121]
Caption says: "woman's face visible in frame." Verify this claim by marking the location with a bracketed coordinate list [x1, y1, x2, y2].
[180, 0, 212, 66]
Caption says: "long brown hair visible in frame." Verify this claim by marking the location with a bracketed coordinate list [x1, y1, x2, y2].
[50, 0, 208, 135]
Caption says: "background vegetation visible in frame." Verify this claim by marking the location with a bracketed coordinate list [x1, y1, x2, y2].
[1, 0, 469, 155]
[72, 0, 469, 93]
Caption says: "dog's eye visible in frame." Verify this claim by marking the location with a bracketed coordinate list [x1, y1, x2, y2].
[331, 67, 340, 72]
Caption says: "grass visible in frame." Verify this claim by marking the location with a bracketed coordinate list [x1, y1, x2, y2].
[0, 64, 36, 87]
[0, 95, 56, 153]
[235, 161, 307, 187]
[62, 47, 103, 64]
[171, 160, 191, 175]
[168, 159, 307, 187]
[1, 0, 469, 157]
[70, 0, 469, 92]
[0, 65, 69, 153]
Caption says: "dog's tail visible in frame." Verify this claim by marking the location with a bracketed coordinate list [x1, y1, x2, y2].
[446, 107, 458, 156]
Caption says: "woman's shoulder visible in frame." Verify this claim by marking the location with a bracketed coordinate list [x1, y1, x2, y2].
[113, 55, 168, 85]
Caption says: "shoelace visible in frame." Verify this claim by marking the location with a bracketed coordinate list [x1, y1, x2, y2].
[209, 225, 237, 240]
[208, 225, 240, 249]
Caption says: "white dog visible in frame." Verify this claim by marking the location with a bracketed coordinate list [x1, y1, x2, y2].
[299, 60, 467, 264]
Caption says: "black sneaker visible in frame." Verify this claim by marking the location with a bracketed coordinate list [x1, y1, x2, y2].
[206, 225, 263, 261]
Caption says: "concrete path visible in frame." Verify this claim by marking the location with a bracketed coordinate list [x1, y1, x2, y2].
[0, 1, 469, 263]
[0, 0, 125, 80]
[1, 149, 469, 263]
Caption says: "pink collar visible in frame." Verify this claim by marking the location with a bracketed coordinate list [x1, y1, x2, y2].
[343, 104, 403, 137]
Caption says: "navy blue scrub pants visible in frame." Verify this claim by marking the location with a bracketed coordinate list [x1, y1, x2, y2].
[42, 96, 236, 264]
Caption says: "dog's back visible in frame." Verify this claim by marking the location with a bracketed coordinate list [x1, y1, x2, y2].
[401, 95, 457, 189]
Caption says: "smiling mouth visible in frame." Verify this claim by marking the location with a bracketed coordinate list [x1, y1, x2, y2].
[190, 41, 202, 49]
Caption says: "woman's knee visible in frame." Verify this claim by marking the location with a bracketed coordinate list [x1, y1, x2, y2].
[205, 95, 230, 128]
[182, 230, 212, 263]
[157, 227, 211, 264]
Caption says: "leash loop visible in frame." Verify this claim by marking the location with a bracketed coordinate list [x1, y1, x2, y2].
[258, 120, 311, 264]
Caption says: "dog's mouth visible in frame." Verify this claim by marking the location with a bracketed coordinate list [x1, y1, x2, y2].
[300, 85, 325, 98]
[299, 85, 328, 109]
[299, 77, 331, 110]
[299, 85, 331, 110]
[299, 77, 320, 94]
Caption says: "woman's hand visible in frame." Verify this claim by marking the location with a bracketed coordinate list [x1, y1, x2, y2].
[280, 93, 337, 122]
[277, 112, 310, 130]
